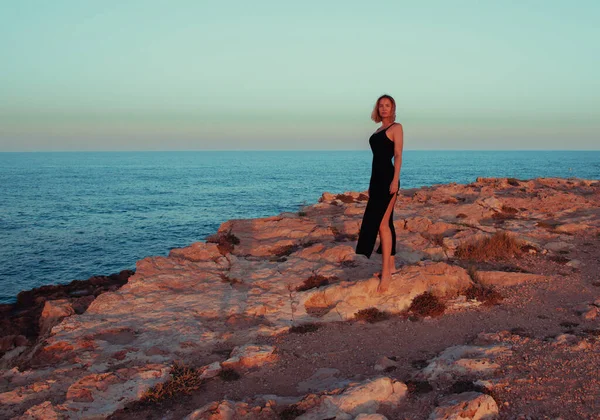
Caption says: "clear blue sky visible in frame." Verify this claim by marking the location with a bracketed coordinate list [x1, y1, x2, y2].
[1, 0, 598, 151]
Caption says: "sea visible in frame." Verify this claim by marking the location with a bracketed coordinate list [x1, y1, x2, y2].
[1, 150, 598, 303]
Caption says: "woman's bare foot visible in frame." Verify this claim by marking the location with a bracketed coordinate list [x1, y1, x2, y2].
[374, 270, 398, 278]
[377, 274, 392, 293]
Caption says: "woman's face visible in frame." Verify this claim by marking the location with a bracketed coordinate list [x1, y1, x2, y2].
[378, 98, 393, 119]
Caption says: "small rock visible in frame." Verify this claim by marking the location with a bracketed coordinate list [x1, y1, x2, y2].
[297, 368, 348, 393]
[355, 415, 388, 420]
[374, 356, 399, 372]
[553, 334, 578, 346]
[429, 391, 498, 420]
[39, 299, 75, 336]
[565, 259, 582, 269]
[200, 362, 222, 379]
[222, 344, 277, 369]
[582, 306, 599, 320]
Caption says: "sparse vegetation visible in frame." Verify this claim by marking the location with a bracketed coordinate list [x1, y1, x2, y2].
[448, 380, 489, 394]
[501, 205, 518, 214]
[141, 362, 202, 403]
[411, 359, 429, 369]
[507, 178, 520, 186]
[408, 292, 446, 317]
[455, 231, 522, 262]
[273, 244, 301, 257]
[209, 231, 240, 255]
[289, 323, 321, 334]
[549, 255, 570, 265]
[491, 212, 516, 221]
[354, 307, 390, 323]
[421, 232, 445, 246]
[536, 220, 559, 230]
[582, 329, 600, 337]
[406, 380, 434, 395]
[464, 284, 503, 306]
[296, 275, 336, 292]
[340, 259, 359, 268]
[510, 327, 534, 337]
[219, 273, 241, 285]
[279, 405, 306, 420]
[218, 368, 241, 381]
[466, 265, 480, 283]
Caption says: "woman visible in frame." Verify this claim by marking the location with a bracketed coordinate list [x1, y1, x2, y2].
[355, 94, 404, 293]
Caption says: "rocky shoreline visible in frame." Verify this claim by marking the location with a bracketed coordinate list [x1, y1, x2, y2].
[1, 177, 599, 419]
[0, 270, 134, 358]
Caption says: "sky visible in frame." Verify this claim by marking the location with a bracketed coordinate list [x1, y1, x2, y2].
[1, 0, 598, 151]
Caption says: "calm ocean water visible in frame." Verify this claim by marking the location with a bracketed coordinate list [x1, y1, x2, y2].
[1, 150, 598, 303]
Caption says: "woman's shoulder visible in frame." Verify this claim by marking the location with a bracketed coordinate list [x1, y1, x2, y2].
[389, 122, 403, 134]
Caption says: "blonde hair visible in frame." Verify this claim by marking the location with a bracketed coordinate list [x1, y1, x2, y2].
[371, 94, 396, 123]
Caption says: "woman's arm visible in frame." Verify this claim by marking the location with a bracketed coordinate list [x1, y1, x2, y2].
[390, 123, 404, 193]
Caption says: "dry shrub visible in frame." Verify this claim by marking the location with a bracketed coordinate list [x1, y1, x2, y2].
[296, 275, 335, 292]
[491, 212, 516, 221]
[464, 284, 503, 306]
[273, 244, 301, 257]
[408, 292, 446, 317]
[455, 231, 522, 262]
[340, 259, 359, 268]
[218, 368, 241, 381]
[536, 220, 559, 230]
[406, 380, 433, 395]
[421, 232, 445, 246]
[582, 329, 600, 337]
[289, 323, 321, 334]
[501, 205, 518, 214]
[411, 359, 429, 369]
[354, 307, 389, 323]
[510, 327, 534, 338]
[549, 255, 570, 265]
[280, 405, 306, 420]
[218, 273, 241, 285]
[142, 362, 202, 403]
[466, 265, 480, 283]
[456, 213, 468, 219]
[208, 231, 240, 255]
[448, 380, 490, 394]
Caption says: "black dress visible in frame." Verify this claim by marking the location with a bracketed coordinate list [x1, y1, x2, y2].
[355, 123, 398, 258]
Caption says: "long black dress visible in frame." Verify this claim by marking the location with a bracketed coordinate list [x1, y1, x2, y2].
[355, 123, 398, 258]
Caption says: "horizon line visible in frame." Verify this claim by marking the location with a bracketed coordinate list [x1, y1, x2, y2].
[1, 149, 600, 153]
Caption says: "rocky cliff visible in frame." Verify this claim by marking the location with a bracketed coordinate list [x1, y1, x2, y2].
[1, 177, 599, 419]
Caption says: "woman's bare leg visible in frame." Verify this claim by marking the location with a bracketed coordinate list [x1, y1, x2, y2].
[377, 194, 398, 293]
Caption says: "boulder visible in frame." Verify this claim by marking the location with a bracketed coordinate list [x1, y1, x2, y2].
[429, 392, 499, 419]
